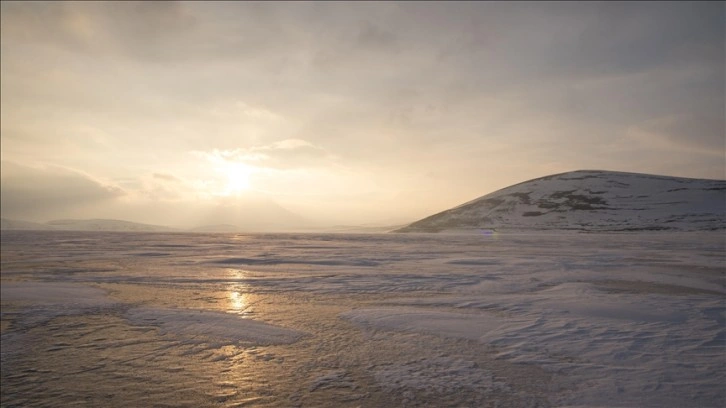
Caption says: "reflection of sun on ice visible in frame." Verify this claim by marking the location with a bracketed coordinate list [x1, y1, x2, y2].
[229, 291, 248, 313]
[227, 269, 252, 314]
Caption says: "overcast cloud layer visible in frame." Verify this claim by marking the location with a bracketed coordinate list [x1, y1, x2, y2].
[1, 1, 723, 228]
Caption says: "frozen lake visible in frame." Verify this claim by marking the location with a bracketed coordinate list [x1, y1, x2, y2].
[1, 230, 724, 407]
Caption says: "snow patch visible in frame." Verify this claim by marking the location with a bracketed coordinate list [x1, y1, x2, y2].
[1, 281, 112, 306]
[125, 307, 304, 345]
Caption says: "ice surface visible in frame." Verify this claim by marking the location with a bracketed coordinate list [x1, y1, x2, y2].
[1, 230, 724, 407]
[125, 307, 304, 345]
[1, 282, 112, 306]
[0, 280, 303, 347]
[308, 370, 356, 392]
[343, 281, 725, 407]
[373, 357, 509, 394]
[0, 281, 119, 328]
[341, 308, 505, 340]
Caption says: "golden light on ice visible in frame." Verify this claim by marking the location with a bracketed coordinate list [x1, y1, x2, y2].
[227, 269, 252, 314]
[229, 290, 247, 312]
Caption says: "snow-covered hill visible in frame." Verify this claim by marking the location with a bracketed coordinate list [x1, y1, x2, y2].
[395, 170, 726, 233]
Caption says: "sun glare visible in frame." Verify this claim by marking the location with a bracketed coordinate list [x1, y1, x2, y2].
[222, 162, 252, 195]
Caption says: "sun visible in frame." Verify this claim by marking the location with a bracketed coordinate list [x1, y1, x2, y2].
[221, 162, 253, 195]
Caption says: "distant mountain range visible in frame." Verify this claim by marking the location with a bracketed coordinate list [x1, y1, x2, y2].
[0, 218, 176, 232]
[0, 218, 404, 233]
[0, 218, 56, 231]
[395, 170, 726, 233]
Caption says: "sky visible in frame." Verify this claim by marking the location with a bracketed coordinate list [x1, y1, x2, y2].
[1, 1, 724, 229]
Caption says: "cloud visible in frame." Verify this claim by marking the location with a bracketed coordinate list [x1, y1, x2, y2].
[133, 173, 191, 201]
[0, 161, 125, 220]
[253, 139, 335, 169]
[0, 1, 198, 61]
[1, 2, 723, 226]
[198, 139, 336, 171]
[626, 114, 725, 157]
[356, 21, 399, 51]
[152, 173, 181, 182]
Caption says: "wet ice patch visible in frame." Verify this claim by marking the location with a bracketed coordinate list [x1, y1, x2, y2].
[125, 307, 304, 345]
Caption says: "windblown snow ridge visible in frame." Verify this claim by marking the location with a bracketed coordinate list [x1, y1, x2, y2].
[396, 170, 726, 232]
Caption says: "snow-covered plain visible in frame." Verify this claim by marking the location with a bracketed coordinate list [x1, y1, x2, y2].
[1, 230, 724, 407]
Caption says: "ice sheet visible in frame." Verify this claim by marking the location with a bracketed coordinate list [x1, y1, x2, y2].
[1, 230, 724, 407]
